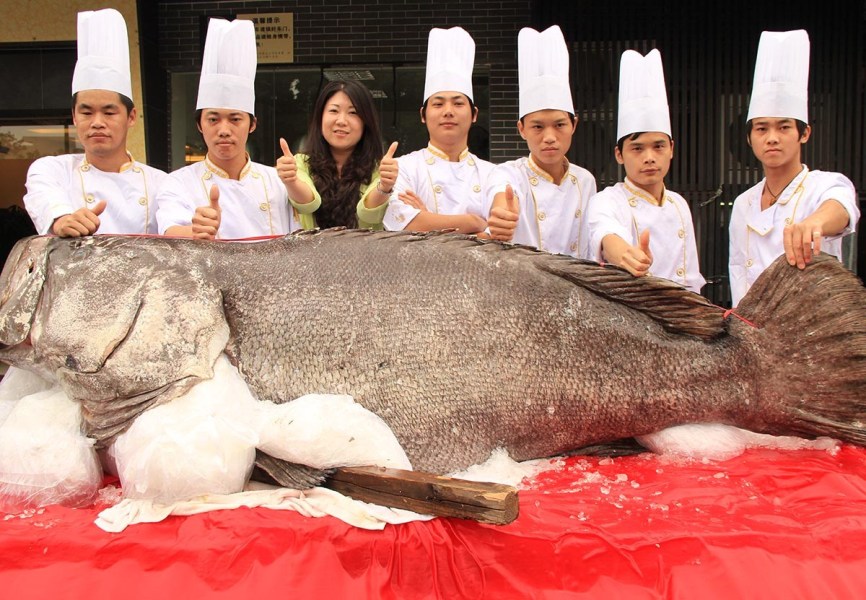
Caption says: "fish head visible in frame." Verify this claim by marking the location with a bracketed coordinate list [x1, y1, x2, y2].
[1, 235, 231, 443]
[0, 236, 52, 368]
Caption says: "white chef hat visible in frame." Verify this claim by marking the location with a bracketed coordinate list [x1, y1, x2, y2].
[423, 27, 476, 103]
[617, 49, 671, 141]
[196, 18, 257, 115]
[518, 26, 574, 119]
[71, 9, 133, 100]
[746, 30, 810, 123]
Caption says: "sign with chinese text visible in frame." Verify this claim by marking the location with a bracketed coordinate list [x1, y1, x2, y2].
[238, 12, 293, 64]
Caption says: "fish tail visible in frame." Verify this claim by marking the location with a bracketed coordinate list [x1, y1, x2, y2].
[734, 253, 866, 444]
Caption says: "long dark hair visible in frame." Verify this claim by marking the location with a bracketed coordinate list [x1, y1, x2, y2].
[303, 80, 383, 228]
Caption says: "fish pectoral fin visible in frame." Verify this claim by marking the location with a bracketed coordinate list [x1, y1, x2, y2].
[251, 450, 333, 490]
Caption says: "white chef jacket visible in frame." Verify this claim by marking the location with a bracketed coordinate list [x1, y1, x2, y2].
[156, 155, 296, 239]
[586, 180, 706, 293]
[383, 144, 494, 231]
[23, 153, 167, 235]
[729, 166, 858, 305]
[484, 156, 597, 258]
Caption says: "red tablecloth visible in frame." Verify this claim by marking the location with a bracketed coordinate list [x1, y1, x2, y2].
[3, 446, 866, 599]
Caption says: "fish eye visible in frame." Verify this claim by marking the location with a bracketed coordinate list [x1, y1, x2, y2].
[27, 260, 34, 274]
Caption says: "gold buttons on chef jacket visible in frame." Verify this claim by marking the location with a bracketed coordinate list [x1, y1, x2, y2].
[433, 185, 443, 193]
[537, 211, 546, 221]
[133, 167, 142, 174]
[784, 217, 792, 225]
[569, 242, 578, 253]
[676, 267, 684, 277]
[468, 158, 476, 166]
[746, 259, 754, 267]
[252, 172, 260, 179]
[574, 209, 582, 219]
[138, 197, 147, 206]
[473, 185, 481, 193]
[204, 172, 213, 180]
[259, 203, 269, 212]
[628, 198, 638, 207]
[569, 175, 577, 184]
[529, 177, 539, 186]
[426, 157, 435, 165]
[677, 229, 685, 239]
[85, 194, 95, 204]
[81, 164, 91, 172]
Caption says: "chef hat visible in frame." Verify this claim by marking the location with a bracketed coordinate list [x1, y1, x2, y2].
[746, 30, 810, 123]
[196, 18, 257, 115]
[617, 49, 671, 141]
[423, 27, 476, 103]
[518, 26, 574, 118]
[71, 9, 133, 100]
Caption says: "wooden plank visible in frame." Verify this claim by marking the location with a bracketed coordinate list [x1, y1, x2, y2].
[326, 466, 519, 525]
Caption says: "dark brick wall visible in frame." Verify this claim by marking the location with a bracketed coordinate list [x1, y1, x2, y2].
[156, 0, 530, 162]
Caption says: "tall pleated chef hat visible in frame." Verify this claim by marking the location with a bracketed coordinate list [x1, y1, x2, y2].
[196, 18, 257, 115]
[518, 25, 574, 119]
[71, 9, 133, 100]
[423, 27, 476, 103]
[617, 49, 671, 141]
[746, 30, 810, 123]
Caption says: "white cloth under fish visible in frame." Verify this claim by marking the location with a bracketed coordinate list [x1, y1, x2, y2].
[95, 480, 430, 533]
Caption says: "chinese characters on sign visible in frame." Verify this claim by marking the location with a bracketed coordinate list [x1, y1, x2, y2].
[238, 12, 293, 64]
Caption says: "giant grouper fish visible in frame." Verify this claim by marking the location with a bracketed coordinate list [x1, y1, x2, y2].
[0, 229, 865, 487]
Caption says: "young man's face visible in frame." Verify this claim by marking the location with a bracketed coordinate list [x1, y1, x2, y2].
[517, 110, 576, 171]
[747, 117, 810, 169]
[73, 89, 136, 159]
[421, 92, 477, 148]
[614, 132, 674, 190]
[198, 109, 256, 165]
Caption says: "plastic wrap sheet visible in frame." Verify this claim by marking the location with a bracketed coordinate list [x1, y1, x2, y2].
[3, 446, 866, 599]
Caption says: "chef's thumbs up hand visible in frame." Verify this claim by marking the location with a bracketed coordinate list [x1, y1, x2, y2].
[621, 229, 653, 277]
[639, 229, 652, 261]
[192, 184, 221, 241]
[488, 184, 519, 242]
[377, 142, 399, 194]
[51, 199, 107, 237]
[276, 137, 297, 184]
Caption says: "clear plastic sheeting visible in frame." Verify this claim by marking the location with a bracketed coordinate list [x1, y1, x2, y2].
[2, 446, 865, 599]
[111, 355, 260, 502]
[0, 366, 54, 427]
[256, 393, 412, 470]
[0, 387, 101, 511]
[637, 423, 840, 460]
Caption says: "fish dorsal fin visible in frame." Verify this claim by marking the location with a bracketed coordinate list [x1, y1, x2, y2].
[534, 254, 726, 340]
[289, 229, 726, 340]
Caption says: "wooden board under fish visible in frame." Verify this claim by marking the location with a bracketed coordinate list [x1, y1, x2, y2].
[327, 466, 519, 525]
